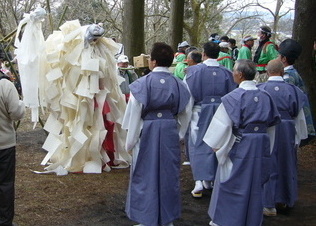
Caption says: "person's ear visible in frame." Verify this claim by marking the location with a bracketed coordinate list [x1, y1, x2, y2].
[279, 55, 286, 63]
[238, 71, 243, 79]
[202, 52, 207, 60]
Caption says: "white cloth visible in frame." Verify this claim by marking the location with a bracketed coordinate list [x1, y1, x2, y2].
[203, 103, 235, 182]
[203, 58, 220, 67]
[115, 43, 125, 59]
[283, 65, 293, 80]
[267, 76, 284, 82]
[182, 77, 197, 145]
[14, 7, 47, 124]
[40, 20, 130, 173]
[122, 94, 143, 171]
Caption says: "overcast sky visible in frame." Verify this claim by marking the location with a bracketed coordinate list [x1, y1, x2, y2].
[244, 0, 295, 11]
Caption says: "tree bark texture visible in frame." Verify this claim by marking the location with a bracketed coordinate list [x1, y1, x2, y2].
[122, 0, 145, 61]
[168, 0, 185, 52]
[292, 0, 316, 122]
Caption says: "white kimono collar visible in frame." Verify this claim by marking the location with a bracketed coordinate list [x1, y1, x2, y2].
[239, 80, 258, 90]
[284, 65, 293, 71]
[203, 58, 220, 67]
[268, 76, 284, 81]
[152, 67, 170, 73]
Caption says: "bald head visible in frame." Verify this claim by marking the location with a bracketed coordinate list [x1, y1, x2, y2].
[266, 59, 284, 77]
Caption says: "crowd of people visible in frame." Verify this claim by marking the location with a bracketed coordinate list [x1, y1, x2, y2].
[1, 21, 315, 226]
[119, 25, 314, 226]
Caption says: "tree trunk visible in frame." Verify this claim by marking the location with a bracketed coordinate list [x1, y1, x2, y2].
[168, 0, 185, 52]
[272, 0, 282, 41]
[292, 0, 316, 121]
[122, 0, 145, 61]
[189, 0, 200, 47]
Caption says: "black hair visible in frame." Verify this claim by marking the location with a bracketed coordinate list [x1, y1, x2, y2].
[150, 42, 174, 67]
[220, 35, 229, 42]
[142, 68, 151, 76]
[282, 55, 296, 65]
[228, 38, 236, 45]
[260, 26, 272, 38]
[203, 41, 220, 59]
[178, 48, 186, 54]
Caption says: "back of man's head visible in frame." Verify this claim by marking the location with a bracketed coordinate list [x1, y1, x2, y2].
[278, 39, 302, 65]
[234, 59, 257, 80]
[228, 38, 236, 46]
[220, 35, 229, 42]
[187, 51, 202, 66]
[203, 42, 220, 59]
[266, 59, 284, 77]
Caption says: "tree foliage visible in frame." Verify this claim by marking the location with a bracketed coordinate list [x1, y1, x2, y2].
[0, 0, 47, 37]
[0, 0, 296, 55]
[183, 0, 223, 47]
[249, 0, 294, 41]
[52, 0, 124, 39]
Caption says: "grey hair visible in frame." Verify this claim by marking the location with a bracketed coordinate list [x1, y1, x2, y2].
[188, 50, 202, 64]
[234, 59, 257, 80]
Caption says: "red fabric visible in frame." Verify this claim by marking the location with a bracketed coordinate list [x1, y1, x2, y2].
[71, 171, 84, 174]
[243, 44, 251, 49]
[174, 52, 185, 57]
[217, 56, 232, 61]
[263, 41, 278, 52]
[125, 93, 130, 102]
[102, 118, 115, 152]
[101, 101, 116, 166]
[102, 101, 111, 114]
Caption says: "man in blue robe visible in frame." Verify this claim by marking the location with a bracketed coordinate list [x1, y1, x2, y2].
[258, 59, 308, 216]
[185, 41, 236, 197]
[203, 59, 280, 226]
[122, 42, 191, 226]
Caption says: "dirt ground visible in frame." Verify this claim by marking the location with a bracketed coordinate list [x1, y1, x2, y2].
[13, 113, 316, 226]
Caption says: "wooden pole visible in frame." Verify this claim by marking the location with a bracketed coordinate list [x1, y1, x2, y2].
[46, 0, 54, 32]
[57, 6, 69, 29]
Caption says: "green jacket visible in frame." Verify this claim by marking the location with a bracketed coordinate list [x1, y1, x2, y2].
[174, 62, 187, 80]
[217, 51, 233, 70]
[256, 41, 278, 71]
[174, 53, 187, 80]
[237, 45, 252, 60]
